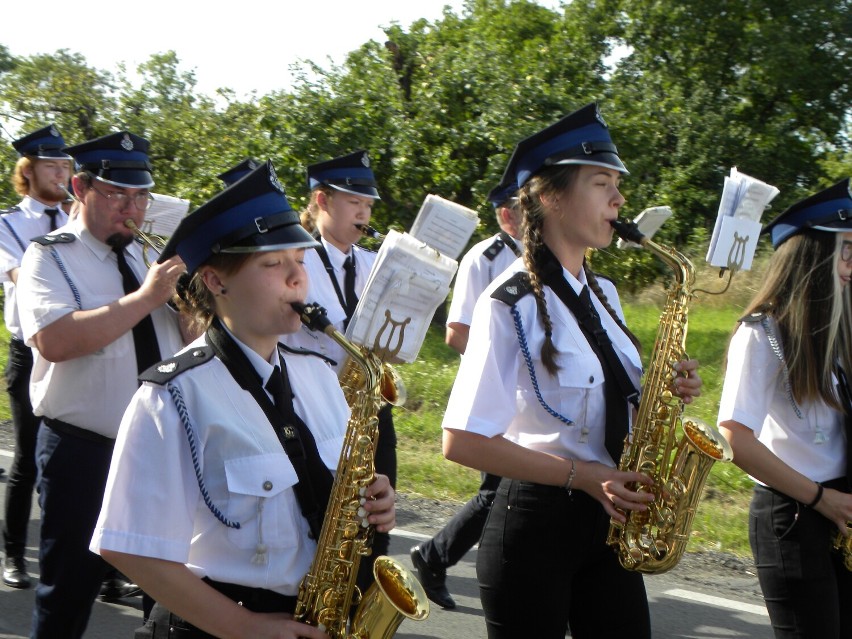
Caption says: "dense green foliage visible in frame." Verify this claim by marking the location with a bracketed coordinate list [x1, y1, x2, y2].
[2, 1, 850, 287]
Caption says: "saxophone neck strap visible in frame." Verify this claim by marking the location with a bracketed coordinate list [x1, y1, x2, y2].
[206, 318, 331, 538]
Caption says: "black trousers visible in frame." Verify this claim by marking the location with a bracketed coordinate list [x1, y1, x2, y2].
[419, 472, 500, 568]
[355, 403, 396, 595]
[477, 478, 650, 639]
[3, 338, 39, 559]
[31, 421, 114, 639]
[750, 479, 852, 638]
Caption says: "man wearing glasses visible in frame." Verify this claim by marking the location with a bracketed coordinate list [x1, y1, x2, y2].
[16, 131, 187, 638]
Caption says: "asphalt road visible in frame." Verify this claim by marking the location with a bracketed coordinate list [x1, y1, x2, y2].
[0, 443, 774, 638]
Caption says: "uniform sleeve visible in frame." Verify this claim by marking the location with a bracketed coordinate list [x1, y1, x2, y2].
[442, 293, 522, 437]
[17, 244, 77, 343]
[446, 249, 492, 327]
[717, 322, 780, 435]
[91, 383, 199, 562]
[0, 221, 24, 282]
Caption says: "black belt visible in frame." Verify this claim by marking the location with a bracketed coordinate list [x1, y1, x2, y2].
[43, 417, 115, 446]
[203, 578, 296, 613]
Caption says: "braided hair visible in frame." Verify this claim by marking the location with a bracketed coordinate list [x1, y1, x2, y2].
[520, 164, 641, 376]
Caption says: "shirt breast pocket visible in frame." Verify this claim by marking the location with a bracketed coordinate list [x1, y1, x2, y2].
[555, 354, 604, 424]
[224, 454, 301, 551]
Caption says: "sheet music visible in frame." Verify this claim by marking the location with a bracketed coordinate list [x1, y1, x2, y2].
[346, 230, 457, 363]
[142, 193, 191, 238]
[408, 194, 479, 260]
[706, 168, 779, 271]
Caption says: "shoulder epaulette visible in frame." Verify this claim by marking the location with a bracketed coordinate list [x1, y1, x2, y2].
[739, 310, 767, 323]
[482, 236, 506, 262]
[139, 346, 215, 385]
[31, 233, 75, 246]
[277, 342, 338, 367]
[1, 205, 21, 216]
[491, 271, 533, 305]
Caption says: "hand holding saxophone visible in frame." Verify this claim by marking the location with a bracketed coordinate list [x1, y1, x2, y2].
[583, 462, 655, 523]
[361, 473, 396, 533]
[671, 358, 703, 404]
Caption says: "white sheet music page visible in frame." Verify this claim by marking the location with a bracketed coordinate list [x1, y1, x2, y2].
[408, 194, 479, 260]
[346, 230, 457, 363]
[706, 168, 779, 271]
[144, 193, 191, 238]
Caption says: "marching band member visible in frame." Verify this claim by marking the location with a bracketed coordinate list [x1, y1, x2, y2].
[16, 131, 186, 638]
[0, 124, 71, 590]
[282, 150, 396, 593]
[718, 180, 852, 638]
[90, 160, 395, 639]
[441, 103, 703, 638]
[410, 179, 523, 609]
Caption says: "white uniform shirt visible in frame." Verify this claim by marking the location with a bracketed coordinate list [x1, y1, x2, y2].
[0, 196, 69, 339]
[717, 318, 847, 484]
[446, 233, 522, 328]
[282, 238, 376, 374]
[90, 333, 349, 595]
[16, 217, 184, 438]
[442, 262, 642, 466]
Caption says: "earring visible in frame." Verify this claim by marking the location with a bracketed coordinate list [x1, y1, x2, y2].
[220, 288, 227, 295]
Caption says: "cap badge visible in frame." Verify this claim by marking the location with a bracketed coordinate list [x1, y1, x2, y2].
[595, 107, 608, 128]
[49, 125, 60, 137]
[361, 153, 370, 168]
[268, 168, 284, 194]
[157, 362, 178, 374]
[120, 134, 134, 151]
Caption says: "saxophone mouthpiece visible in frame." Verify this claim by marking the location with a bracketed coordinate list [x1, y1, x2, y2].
[291, 302, 334, 334]
[355, 224, 384, 239]
[610, 218, 646, 246]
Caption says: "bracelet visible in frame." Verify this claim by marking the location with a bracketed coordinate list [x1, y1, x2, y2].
[807, 483, 824, 508]
[563, 458, 576, 495]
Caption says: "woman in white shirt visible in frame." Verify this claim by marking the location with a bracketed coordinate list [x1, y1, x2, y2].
[441, 102, 703, 639]
[90, 160, 395, 639]
[718, 179, 852, 639]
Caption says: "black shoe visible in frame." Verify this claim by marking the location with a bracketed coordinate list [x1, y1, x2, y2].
[2, 555, 31, 589]
[99, 576, 142, 601]
[410, 545, 456, 609]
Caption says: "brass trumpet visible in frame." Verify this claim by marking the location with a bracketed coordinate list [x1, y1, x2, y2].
[124, 219, 169, 267]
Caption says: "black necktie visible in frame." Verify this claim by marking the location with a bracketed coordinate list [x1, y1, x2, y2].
[44, 208, 59, 231]
[343, 255, 358, 327]
[113, 246, 162, 375]
[578, 285, 630, 465]
[265, 364, 334, 536]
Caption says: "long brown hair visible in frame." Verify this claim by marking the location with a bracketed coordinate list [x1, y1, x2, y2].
[520, 164, 640, 376]
[740, 230, 852, 409]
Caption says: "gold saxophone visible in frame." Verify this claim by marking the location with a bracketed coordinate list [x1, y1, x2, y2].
[290, 302, 428, 638]
[606, 220, 733, 574]
[834, 527, 852, 571]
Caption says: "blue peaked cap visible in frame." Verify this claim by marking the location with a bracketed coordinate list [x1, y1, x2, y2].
[12, 124, 72, 160]
[159, 160, 319, 274]
[306, 149, 380, 199]
[218, 158, 261, 186]
[64, 131, 154, 188]
[762, 179, 852, 248]
[487, 181, 519, 208]
[502, 102, 628, 189]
